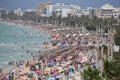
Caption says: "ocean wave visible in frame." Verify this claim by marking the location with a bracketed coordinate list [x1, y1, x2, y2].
[0, 43, 19, 49]
[0, 43, 12, 47]
[0, 61, 8, 65]
[2, 61, 8, 64]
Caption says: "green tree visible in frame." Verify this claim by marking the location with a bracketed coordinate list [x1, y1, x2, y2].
[83, 67, 102, 80]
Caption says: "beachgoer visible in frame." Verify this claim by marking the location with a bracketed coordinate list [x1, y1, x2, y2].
[64, 69, 69, 80]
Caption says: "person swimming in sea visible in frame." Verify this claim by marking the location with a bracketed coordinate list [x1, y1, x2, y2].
[38, 51, 41, 53]
[21, 46, 24, 49]
[26, 50, 29, 53]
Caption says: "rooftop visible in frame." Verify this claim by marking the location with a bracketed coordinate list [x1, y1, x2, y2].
[101, 4, 114, 10]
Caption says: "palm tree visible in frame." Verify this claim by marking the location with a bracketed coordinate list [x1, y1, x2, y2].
[92, 16, 99, 27]
[83, 67, 102, 80]
[103, 59, 116, 80]
[57, 15, 62, 26]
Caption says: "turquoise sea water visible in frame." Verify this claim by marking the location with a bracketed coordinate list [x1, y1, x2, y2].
[0, 22, 50, 69]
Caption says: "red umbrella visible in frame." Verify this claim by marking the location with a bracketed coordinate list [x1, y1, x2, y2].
[35, 70, 40, 73]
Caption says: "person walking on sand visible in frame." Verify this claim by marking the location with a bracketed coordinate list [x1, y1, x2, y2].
[64, 69, 69, 80]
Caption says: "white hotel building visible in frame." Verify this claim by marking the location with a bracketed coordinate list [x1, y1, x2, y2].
[46, 3, 81, 17]
[36, 2, 120, 19]
[95, 4, 120, 19]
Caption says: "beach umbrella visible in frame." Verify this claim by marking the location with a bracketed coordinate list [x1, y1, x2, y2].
[5, 78, 10, 80]
[53, 66, 58, 71]
[57, 67, 63, 73]
[33, 73, 37, 77]
[9, 70, 15, 74]
[86, 33, 89, 35]
[66, 28, 69, 30]
[79, 53, 83, 58]
[0, 77, 5, 80]
[50, 68, 55, 73]
[44, 75, 49, 79]
[44, 67, 51, 72]
[52, 29, 56, 31]
[66, 61, 72, 65]
[68, 56, 72, 59]
[79, 34, 83, 36]
[48, 77, 55, 80]
[68, 67, 74, 73]
[81, 57, 87, 63]
[18, 77, 23, 80]
[28, 73, 34, 77]
[37, 76, 41, 80]
[20, 71, 25, 76]
[73, 34, 77, 36]
[47, 63, 54, 67]
[44, 67, 51, 74]
[35, 70, 40, 73]
[28, 71, 35, 77]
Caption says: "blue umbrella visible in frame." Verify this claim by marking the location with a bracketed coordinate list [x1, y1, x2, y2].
[9, 70, 15, 74]
[5, 78, 10, 80]
[48, 77, 55, 80]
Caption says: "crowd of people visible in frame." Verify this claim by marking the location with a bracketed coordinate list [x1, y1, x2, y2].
[0, 20, 98, 80]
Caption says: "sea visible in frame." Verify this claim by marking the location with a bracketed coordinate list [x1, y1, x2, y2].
[0, 22, 51, 70]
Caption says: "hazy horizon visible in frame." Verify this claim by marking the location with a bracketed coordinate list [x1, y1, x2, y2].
[0, 0, 120, 10]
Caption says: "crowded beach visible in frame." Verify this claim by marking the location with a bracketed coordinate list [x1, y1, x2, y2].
[0, 19, 103, 80]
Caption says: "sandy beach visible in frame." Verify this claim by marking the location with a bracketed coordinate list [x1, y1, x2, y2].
[0, 18, 98, 80]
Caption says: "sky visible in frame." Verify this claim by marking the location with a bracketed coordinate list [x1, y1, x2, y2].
[0, 0, 120, 10]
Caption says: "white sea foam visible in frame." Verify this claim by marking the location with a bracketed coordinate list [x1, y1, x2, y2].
[0, 43, 8, 47]
[2, 61, 8, 64]
[0, 43, 23, 51]
[0, 43, 19, 48]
